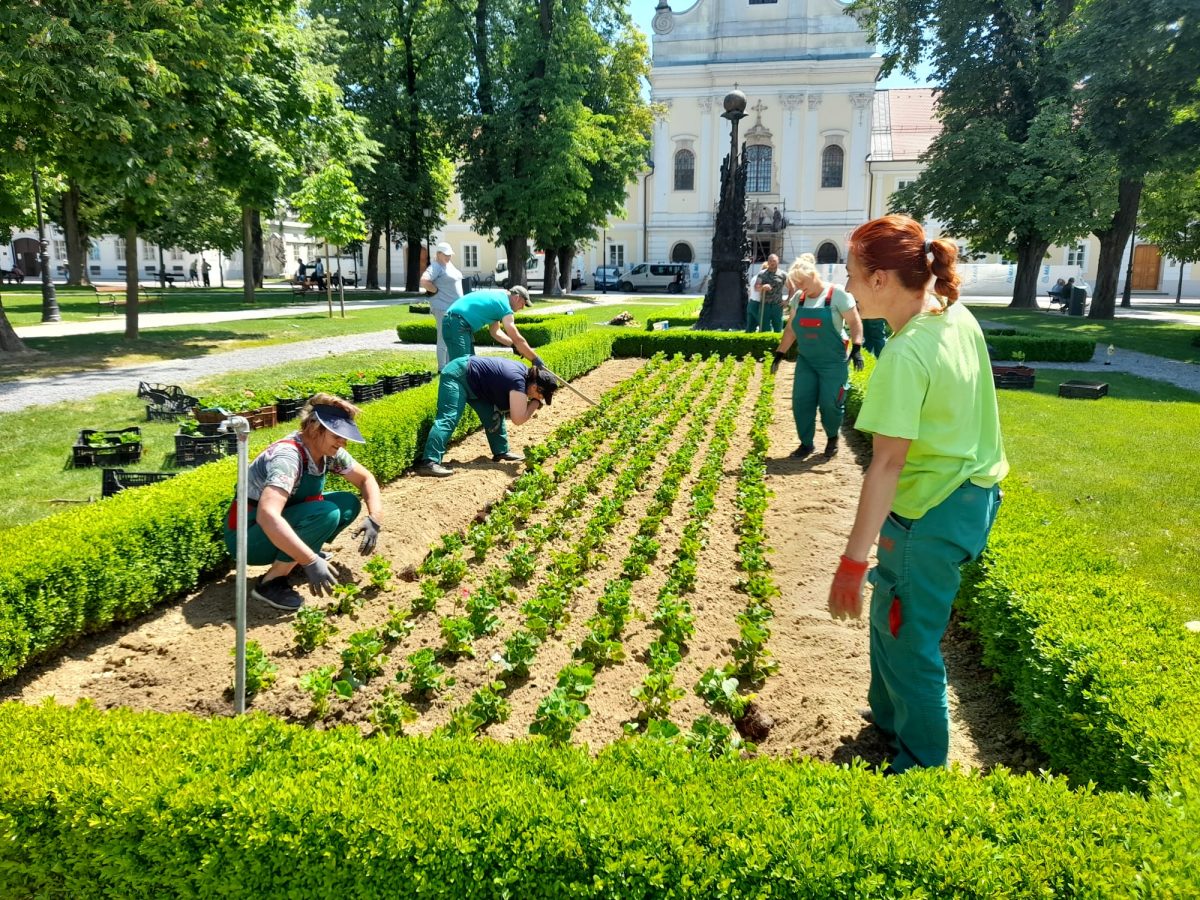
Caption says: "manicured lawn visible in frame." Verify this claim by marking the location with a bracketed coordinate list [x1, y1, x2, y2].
[967, 305, 1200, 364]
[997, 368, 1200, 618]
[0, 350, 433, 530]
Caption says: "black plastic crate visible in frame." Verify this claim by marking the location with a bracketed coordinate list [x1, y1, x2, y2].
[137, 382, 197, 413]
[146, 404, 188, 421]
[1058, 380, 1109, 400]
[73, 428, 143, 468]
[276, 397, 305, 420]
[350, 381, 385, 403]
[174, 432, 237, 466]
[101, 468, 178, 498]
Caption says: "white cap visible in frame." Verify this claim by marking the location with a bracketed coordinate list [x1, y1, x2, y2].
[434, 242, 454, 257]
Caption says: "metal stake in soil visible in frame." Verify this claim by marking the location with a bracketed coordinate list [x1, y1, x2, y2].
[222, 415, 252, 714]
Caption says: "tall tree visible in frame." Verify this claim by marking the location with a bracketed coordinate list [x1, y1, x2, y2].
[854, 0, 1112, 307]
[291, 161, 368, 317]
[1061, 0, 1200, 317]
[0, 166, 35, 354]
[1139, 165, 1200, 304]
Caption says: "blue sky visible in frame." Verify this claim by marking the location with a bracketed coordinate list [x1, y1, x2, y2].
[626, 0, 934, 88]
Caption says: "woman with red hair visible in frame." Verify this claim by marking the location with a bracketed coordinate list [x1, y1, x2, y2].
[828, 214, 1007, 774]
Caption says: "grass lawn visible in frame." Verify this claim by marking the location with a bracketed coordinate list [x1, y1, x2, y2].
[0, 350, 434, 530]
[967, 305, 1200, 364]
[998, 368, 1200, 619]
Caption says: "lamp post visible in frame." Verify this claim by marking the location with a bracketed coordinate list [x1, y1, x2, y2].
[695, 90, 750, 330]
[31, 164, 61, 323]
[422, 207, 432, 268]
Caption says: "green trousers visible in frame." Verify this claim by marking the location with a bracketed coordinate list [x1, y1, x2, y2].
[442, 312, 476, 363]
[761, 303, 783, 333]
[745, 300, 762, 332]
[867, 481, 1001, 772]
[791, 355, 848, 446]
[422, 356, 509, 463]
[223, 492, 360, 565]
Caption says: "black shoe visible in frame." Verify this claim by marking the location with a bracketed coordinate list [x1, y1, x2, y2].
[824, 439, 839, 458]
[252, 576, 304, 612]
[857, 707, 874, 725]
[415, 460, 454, 477]
[492, 452, 524, 462]
[791, 444, 815, 459]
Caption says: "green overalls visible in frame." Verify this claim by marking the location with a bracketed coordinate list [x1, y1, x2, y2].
[862, 318, 889, 357]
[745, 297, 762, 333]
[868, 481, 1001, 772]
[441, 311, 477, 363]
[223, 438, 360, 565]
[791, 286, 849, 447]
[422, 356, 511, 464]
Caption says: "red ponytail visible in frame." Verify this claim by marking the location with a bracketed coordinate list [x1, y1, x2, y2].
[849, 215, 961, 305]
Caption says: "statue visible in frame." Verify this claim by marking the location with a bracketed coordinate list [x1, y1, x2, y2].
[696, 91, 751, 331]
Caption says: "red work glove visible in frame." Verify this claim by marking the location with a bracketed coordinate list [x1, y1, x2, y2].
[828, 555, 869, 620]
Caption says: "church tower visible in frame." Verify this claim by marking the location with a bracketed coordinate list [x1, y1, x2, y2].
[646, 0, 880, 269]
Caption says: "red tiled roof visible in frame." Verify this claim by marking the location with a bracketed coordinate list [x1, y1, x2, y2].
[872, 89, 940, 161]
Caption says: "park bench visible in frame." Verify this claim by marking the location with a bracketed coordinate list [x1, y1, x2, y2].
[289, 279, 322, 301]
[95, 284, 166, 315]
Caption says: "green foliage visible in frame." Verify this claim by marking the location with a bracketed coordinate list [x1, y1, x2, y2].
[395, 313, 588, 348]
[695, 668, 753, 721]
[611, 331, 778, 360]
[439, 616, 476, 659]
[332, 582, 365, 616]
[499, 630, 541, 678]
[290, 161, 368, 250]
[683, 715, 755, 759]
[363, 555, 394, 592]
[380, 606, 414, 644]
[293, 607, 338, 654]
[1140, 166, 1200, 269]
[340, 629, 388, 684]
[299, 665, 339, 719]
[234, 640, 277, 698]
[396, 648, 453, 698]
[984, 333, 1095, 363]
[369, 686, 418, 738]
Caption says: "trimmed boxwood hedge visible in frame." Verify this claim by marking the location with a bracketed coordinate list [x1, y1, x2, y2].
[395, 312, 587, 348]
[985, 333, 1095, 362]
[1, 703, 1196, 898]
[613, 330, 779, 359]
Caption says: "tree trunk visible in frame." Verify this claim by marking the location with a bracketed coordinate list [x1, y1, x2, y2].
[251, 208, 265, 288]
[60, 180, 90, 286]
[504, 236, 528, 287]
[324, 244, 334, 317]
[384, 223, 392, 293]
[1007, 238, 1051, 308]
[406, 232, 422, 292]
[336, 245, 346, 317]
[366, 225, 380, 289]
[557, 247, 573, 293]
[1177, 263, 1184, 303]
[1088, 177, 1142, 319]
[124, 221, 140, 340]
[542, 249, 560, 298]
[0, 299, 30, 354]
[241, 205, 256, 305]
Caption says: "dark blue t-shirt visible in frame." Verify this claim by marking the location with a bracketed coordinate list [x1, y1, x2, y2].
[466, 357, 528, 409]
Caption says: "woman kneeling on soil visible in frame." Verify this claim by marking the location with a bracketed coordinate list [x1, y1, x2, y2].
[224, 394, 384, 612]
[828, 214, 1007, 774]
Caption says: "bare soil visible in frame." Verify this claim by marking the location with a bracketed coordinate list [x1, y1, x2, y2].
[2, 358, 1041, 774]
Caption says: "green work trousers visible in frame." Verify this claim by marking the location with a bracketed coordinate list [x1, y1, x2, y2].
[745, 300, 762, 332]
[867, 481, 1002, 772]
[791, 355, 848, 447]
[442, 311, 477, 363]
[422, 356, 509, 464]
[224, 492, 360, 565]
[761, 303, 784, 333]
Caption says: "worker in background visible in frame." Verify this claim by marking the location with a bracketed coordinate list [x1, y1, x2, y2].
[420, 242, 464, 371]
[862, 318, 889, 357]
[751, 254, 788, 332]
[441, 284, 544, 368]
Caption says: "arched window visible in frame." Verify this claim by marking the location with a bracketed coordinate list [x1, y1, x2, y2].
[821, 145, 844, 188]
[746, 145, 772, 193]
[674, 149, 695, 191]
[670, 242, 694, 263]
[816, 242, 840, 265]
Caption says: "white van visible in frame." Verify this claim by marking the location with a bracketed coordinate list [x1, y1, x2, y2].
[617, 262, 689, 293]
[493, 252, 544, 288]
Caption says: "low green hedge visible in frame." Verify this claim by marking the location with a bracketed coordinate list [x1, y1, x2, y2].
[395, 313, 588, 348]
[986, 333, 1095, 363]
[1, 703, 1196, 898]
[613, 330, 779, 359]
[0, 332, 615, 681]
[199, 361, 434, 411]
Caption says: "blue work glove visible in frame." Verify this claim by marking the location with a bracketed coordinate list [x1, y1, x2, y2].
[352, 515, 381, 555]
[532, 354, 545, 368]
[849, 344, 865, 371]
[301, 555, 337, 596]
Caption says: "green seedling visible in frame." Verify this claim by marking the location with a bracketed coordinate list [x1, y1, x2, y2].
[439, 615, 476, 658]
[363, 555, 394, 591]
[684, 715, 754, 759]
[505, 545, 537, 582]
[299, 665, 338, 718]
[293, 606, 337, 653]
[413, 578, 441, 613]
[233, 640, 277, 697]
[340, 629, 388, 683]
[332, 582, 364, 615]
[381, 605, 415, 643]
[396, 648, 454, 698]
[369, 686, 418, 738]
[695, 667, 753, 720]
[499, 630, 541, 678]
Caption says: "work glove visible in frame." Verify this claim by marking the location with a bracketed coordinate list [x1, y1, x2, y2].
[352, 515, 381, 555]
[301, 555, 338, 596]
[532, 354, 545, 369]
[828, 555, 869, 620]
[770, 350, 786, 374]
[849, 343, 865, 371]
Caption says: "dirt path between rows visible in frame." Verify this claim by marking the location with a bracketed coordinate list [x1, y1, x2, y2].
[2, 357, 1040, 774]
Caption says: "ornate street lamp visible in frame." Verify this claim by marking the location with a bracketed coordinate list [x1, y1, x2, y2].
[696, 90, 750, 330]
[31, 164, 61, 323]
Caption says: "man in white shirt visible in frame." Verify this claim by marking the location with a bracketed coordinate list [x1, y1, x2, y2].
[420, 241, 464, 370]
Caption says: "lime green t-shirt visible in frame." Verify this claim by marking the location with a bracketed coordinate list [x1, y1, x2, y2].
[854, 302, 1008, 519]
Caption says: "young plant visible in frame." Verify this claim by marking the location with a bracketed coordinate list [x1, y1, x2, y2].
[413, 578, 441, 613]
[437, 556, 468, 589]
[695, 667, 753, 720]
[232, 640, 277, 697]
[369, 686, 418, 738]
[293, 606, 337, 654]
[439, 616, 476, 658]
[340, 629, 388, 683]
[684, 715, 754, 759]
[332, 582, 365, 615]
[529, 665, 593, 747]
[632, 670, 685, 722]
[455, 681, 511, 734]
[499, 630, 541, 678]
[576, 621, 625, 668]
[363, 555, 394, 591]
[465, 590, 502, 637]
[381, 606, 415, 643]
[299, 665, 338, 719]
[505, 544, 537, 582]
[396, 648, 454, 698]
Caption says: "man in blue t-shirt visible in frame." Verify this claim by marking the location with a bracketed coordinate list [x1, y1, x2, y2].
[416, 357, 558, 477]
[442, 285, 543, 368]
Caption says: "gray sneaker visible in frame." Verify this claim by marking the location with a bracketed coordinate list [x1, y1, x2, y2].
[415, 460, 454, 477]
[252, 576, 304, 612]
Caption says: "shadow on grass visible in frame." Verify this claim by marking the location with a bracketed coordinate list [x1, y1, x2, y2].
[5, 328, 275, 376]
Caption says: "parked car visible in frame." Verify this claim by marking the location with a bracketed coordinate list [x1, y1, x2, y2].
[618, 262, 690, 293]
[493, 252, 544, 288]
[593, 266, 623, 290]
